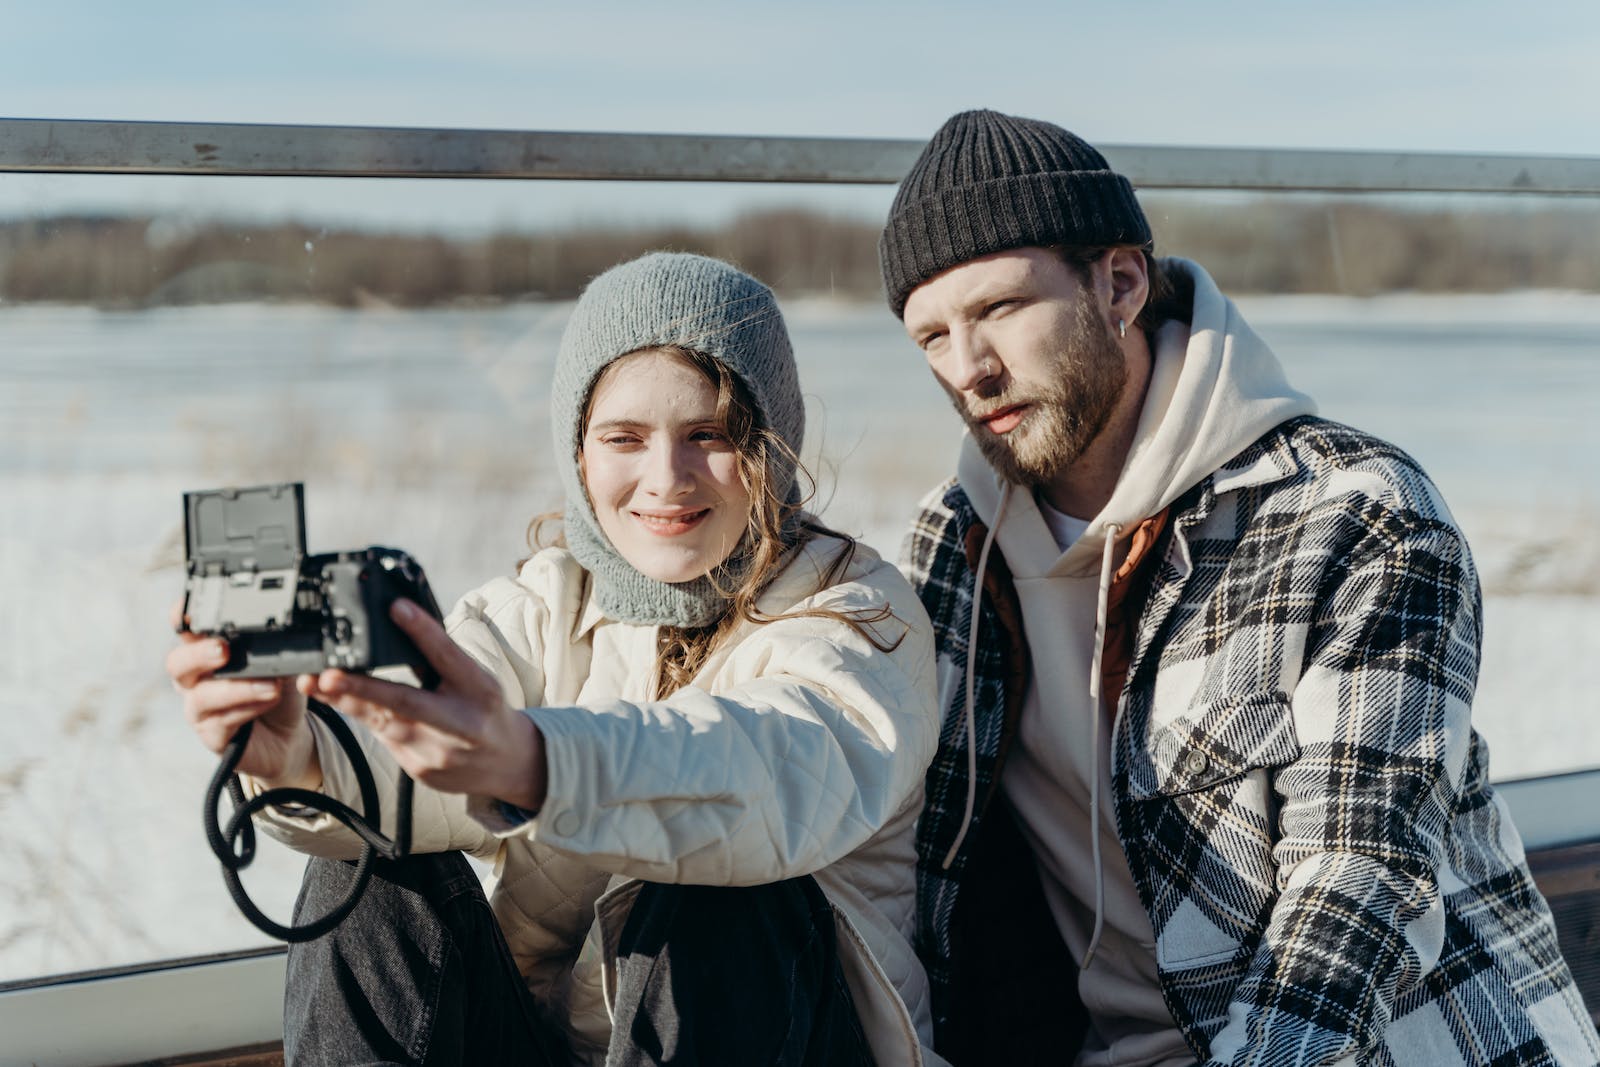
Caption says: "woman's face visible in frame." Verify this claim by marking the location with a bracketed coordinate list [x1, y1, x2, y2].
[581, 349, 753, 584]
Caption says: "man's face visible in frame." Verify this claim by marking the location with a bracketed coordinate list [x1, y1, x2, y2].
[901, 247, 1128, 489]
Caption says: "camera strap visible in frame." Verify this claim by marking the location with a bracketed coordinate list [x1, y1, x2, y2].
[203, 700, 417, 943]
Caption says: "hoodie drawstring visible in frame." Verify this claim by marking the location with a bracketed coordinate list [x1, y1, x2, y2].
[1081, 521, 1120, 970]
[941, 483, 1011, 870]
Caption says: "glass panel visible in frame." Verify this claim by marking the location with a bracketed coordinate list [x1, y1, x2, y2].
[1143, 190, 1600, 784]
[2, 171, 1597, 985]
[0, 173, 933, 983]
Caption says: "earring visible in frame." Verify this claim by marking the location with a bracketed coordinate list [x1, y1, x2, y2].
[1117, 319, 1127, 339]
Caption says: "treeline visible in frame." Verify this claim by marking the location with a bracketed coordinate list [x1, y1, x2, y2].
[0, 210, 882, 308]
[1148, 197, 1600, 296]
[2, 199, 1598, 308]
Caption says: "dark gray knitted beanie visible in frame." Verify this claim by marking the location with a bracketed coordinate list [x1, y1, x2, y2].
[552, 251, 803, 628]
[879, 109, 1152, 317]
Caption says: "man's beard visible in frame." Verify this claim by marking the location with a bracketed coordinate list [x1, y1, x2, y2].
[946, 292, 1129, 488]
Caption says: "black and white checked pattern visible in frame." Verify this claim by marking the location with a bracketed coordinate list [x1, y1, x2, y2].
[901, 416, 1600, 1066]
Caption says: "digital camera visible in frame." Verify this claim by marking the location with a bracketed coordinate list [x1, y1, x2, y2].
[180, 482, 442, 682]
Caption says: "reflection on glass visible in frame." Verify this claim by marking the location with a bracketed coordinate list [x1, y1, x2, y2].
[1, 179, 1597, 983]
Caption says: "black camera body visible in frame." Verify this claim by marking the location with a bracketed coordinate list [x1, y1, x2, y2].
[181, 483, 442, 682]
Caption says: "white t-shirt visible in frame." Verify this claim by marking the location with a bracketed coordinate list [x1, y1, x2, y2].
[1037, 495, 1091, 551]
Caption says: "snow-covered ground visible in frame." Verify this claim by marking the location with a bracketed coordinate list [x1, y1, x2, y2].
[2, 294, 1597, 981]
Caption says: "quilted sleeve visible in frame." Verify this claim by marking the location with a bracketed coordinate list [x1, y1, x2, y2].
[471, 560, 940, 886]
[1203, 503, 1482, 1066]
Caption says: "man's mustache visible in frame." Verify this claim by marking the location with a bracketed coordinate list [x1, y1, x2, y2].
[962, 390, 1041, 424]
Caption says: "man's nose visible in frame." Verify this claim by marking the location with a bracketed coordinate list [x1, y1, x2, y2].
[947, 331, 1001, 392]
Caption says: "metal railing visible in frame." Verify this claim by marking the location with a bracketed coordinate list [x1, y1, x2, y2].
[4, 117, 1600, 195]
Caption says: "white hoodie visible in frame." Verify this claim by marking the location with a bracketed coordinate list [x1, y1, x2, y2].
[954, 259, 1315, 1067]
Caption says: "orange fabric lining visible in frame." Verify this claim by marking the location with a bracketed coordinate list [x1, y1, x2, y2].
[1100, 509, 1170, 711]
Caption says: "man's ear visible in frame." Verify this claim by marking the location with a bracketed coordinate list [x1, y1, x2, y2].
[1102, 247, 1150, 330]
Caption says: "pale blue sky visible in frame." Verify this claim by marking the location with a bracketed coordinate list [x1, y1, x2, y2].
[5, 0, 1599, 229]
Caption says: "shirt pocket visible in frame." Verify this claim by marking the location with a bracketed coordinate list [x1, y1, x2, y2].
[1125, 691, 1300, 971]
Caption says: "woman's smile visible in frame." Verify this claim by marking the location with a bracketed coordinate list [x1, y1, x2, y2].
[631, 507, 712, 535]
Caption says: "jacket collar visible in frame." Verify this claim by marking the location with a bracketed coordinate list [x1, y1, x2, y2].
[575, 573, 609, 641]
[1209, 420, 1302, 497]
[1120, 419, 1308, 717]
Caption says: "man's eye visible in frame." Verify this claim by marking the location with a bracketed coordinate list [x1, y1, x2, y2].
[983, 299, 1017, 318]
[919, 331, 947, 351]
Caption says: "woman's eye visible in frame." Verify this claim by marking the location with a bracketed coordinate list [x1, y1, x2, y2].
[690, 428, 729, 444]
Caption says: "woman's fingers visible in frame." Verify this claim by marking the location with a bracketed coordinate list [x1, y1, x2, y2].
[295, 614, 518, 791]
[388, 600, 490, 693]
[307, 669, 457, 737]
[192, 704, 272, 749]
[185, 676, 284, 719]
[167, 636, 232, 690]
[290, 622, 536, 803]
[183, 678, 285, 749]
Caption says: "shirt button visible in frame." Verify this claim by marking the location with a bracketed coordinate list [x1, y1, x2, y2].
[1183, 750, 1209, 776]
[552, 809, 581, 837]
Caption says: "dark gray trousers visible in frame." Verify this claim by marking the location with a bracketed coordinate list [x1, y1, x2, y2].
[282, 852, 875, 1066]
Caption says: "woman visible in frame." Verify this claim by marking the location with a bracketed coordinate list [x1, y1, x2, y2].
[168, 252, 942, 1066]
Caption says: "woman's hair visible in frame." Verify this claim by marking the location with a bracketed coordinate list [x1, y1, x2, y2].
[524, 345, 901, 697]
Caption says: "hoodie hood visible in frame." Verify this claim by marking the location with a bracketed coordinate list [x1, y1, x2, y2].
[958, 257, 1316, 567]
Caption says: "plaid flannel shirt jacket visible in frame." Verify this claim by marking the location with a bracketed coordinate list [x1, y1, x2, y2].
[901, 415, 1600, 1066]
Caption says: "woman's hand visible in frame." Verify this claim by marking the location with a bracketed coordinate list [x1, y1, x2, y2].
[166, 601, 320, 789]
[300, 599, 548, 813]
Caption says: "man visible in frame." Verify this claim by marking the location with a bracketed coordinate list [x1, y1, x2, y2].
[883, 109, 1600, 1066]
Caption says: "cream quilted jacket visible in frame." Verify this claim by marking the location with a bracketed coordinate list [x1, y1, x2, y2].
[252, 532, 944, 1065]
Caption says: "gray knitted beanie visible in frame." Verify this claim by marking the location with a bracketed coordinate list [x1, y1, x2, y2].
[552, 251, 803, 628]
[879, 109, 1152, 318]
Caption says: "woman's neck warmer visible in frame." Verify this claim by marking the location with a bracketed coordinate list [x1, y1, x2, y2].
[552, 252, 804, 628]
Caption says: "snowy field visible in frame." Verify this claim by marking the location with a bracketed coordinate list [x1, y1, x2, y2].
[2, 293, 1597, 982]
